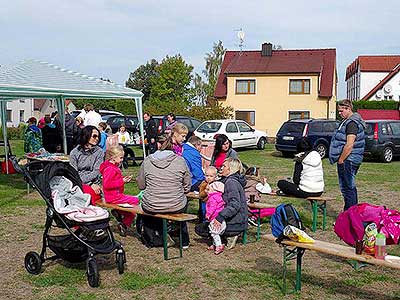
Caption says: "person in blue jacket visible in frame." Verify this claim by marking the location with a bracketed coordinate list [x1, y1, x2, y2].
[183, 135, 206, 221]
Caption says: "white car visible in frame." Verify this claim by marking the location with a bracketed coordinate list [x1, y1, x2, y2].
[194, 119, 268, 149]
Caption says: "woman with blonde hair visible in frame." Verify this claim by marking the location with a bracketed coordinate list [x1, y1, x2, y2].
[160, 122, 188, 156]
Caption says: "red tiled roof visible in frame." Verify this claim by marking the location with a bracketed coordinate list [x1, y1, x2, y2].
[357, 109, 400, 120]
[346, 55, 400, 80]
[214, 48, 336, 98]
[362, 64, 400, 100]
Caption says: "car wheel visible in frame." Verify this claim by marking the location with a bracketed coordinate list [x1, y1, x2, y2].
[381, 147, 393, 163]
[315, 143, 328, 158]
[257, 138, 266, 150]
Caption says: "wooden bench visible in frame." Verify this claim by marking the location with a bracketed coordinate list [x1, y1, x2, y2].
[96, 201, 197, 260]
[262, 193, 335, 232]
[263, 233, 400, 294]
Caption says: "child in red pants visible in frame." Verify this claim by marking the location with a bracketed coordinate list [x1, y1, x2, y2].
[100, 145, 139, 236]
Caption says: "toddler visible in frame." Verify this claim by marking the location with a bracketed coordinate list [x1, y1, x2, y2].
[100, 145, 139, 236]
[198, 166, 218, 222]
[206, 181, 226, 255]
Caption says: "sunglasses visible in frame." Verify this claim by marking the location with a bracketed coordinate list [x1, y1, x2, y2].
[91, 134, 99, 139]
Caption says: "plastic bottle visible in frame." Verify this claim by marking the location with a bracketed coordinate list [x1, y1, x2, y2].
[375, 233, 386, 260]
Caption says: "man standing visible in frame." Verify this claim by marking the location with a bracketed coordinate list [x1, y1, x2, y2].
[143, 112, 158, 155]
[329, 99, 366, 211]
[83, 104, 102, 127]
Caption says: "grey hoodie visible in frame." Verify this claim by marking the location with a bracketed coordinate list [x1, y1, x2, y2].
[136, 150, 191, 213]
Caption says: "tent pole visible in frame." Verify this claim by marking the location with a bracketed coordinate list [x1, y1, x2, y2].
[56, 96, 67, 154]
[0, 101, 9, 173]
[135, 96, 146, 158]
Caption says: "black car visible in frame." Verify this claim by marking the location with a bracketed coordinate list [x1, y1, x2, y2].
[106, 115, 139, 134]
[152, 115, 202, 137]
[275, 119, 339, 158]
[364, 120, 400, 163]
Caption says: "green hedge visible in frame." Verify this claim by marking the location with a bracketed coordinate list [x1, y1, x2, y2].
[0, 123, 27, 140]
[352, 100, 399, 111]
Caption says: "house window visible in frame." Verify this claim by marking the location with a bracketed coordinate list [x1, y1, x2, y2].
[288, 111, 310, 120]
[384, 95, 393, 100]
[19, 110, 24, 122]
[289, 79, 310, 94]
[19, 99, 25, 103]
[235, 110, 255, 126]
[6, 110, 12, 122]
[236, 80, 255, 94]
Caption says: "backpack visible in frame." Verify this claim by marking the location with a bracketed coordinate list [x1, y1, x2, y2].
[136, 215, 164, 248]
[271, 204, 303, 242]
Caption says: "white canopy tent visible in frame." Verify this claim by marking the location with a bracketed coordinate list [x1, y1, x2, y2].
[0, 60, 145, 173]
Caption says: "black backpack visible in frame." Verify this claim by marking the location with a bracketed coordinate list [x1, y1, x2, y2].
[136, 215, 164, 248]
[270, 203, 304, 243]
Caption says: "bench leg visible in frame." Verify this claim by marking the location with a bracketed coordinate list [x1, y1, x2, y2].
[256, 209, 261, 241]
[282, 246, 305, 294]
[179, 222, 183, 258]
[162, 219, 168, 260]
[242, 230, 247, 245]
[295, 248, 305, 291]
[321, 201, 327, 231]
[311, 200, 318, 232]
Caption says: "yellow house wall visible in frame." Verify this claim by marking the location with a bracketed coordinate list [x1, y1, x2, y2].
[220, 74, 337, 137]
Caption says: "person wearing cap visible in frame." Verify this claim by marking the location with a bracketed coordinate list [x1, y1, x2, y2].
[24, 117, 43, 153]
[329, 99, 366, 211]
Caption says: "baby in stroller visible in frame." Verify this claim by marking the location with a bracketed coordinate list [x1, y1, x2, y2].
[18, 159, 126, 287]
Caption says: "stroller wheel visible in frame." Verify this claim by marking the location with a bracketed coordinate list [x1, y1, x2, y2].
[86, 258, 100, 287]
[25, 251, 42, 275]
[116, 248, 125, 274]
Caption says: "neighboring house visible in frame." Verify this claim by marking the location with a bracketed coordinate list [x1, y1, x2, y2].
[346, 55, 400, 101]
[214, 43, 337, 137]
[33, 99, 76, 119]
[5, 99, 34, 127]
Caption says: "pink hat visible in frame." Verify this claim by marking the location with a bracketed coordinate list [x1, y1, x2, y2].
[209, 181, 224, 193]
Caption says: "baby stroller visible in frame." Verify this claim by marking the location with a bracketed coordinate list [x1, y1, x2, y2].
[12, 158, 126, 287]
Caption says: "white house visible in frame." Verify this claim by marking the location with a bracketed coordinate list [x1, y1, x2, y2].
[5, 99, 34, 127]
[346, 55, 400, 101]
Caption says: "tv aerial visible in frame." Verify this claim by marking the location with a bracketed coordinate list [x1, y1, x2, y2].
[236, 28, 245, 53]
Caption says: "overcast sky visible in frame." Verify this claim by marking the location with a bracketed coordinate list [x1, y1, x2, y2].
[1, 0, 399, 99]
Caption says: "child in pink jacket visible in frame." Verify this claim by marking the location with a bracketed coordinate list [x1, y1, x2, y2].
[100, 145, 139, 236]
[206, 181, 226, 255]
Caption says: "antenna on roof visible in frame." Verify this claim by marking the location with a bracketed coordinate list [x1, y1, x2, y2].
[235, 28, 245, 53]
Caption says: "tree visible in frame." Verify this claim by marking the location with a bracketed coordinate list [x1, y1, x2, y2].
[192, 73, 207, 106]
[125, 59, 158, 103]
[148, 54, 194, 114]
[203, 40, 226, 98]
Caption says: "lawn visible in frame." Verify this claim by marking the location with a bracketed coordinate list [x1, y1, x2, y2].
[0, 141, 399, 300]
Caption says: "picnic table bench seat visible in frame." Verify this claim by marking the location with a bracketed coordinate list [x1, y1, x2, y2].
[96, 200, 197, 260]
[262, 193, 336, 232]
[263, 233, 400, 294]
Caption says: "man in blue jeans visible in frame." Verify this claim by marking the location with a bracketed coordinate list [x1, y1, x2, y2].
[329, 100, 366, 210]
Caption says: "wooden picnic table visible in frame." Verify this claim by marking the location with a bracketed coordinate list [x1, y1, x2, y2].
[263, 233, 400, 294]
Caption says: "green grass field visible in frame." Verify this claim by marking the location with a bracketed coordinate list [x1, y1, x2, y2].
[0, 141, 399, 300]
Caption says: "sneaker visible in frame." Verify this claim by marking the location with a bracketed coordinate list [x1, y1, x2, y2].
[166, 234, 175, 248]
[276, 190, 286, 196]
[207, 244, 215, 251]
[248, 217, 259, 227]
[214, 245, 225, 255]
[226, 235, 239, 250]
[111, 209, 123, 223]
[117, 222, 127, 237]
[182, 244, 189, 250]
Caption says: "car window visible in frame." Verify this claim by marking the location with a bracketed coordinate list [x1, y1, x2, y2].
[309, 122, 322, 133]
[197, 122, 222, 133]
[237, 122, 252, 132]
[178, 118, 193, 130]
[110, 117, 125, 126]
[226, 122, 238, 133]
[389, 122, 400, 135]
[191, 119, 202, 129]
[278, 122, 305, 134]
[323, 122, 337, 132]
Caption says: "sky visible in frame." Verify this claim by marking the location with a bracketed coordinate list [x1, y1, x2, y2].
[1, 0, 399, 99]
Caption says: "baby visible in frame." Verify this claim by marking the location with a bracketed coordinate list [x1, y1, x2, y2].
[206, 181, 226, 255]
[198, 166, 218, 222]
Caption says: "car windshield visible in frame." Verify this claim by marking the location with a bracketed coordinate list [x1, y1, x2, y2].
[278, 122, 306, 134]
[197, 122, 222, 133]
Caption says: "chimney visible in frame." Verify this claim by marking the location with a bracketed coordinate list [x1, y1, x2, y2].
[261, 42, 272, 56]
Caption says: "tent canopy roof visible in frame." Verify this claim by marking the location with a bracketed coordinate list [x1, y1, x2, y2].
[0, 59, 143, 100]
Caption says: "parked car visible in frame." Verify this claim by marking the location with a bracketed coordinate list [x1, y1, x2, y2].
[194, 119, 267, 149]
[275, 119, 339, 158]
[153, 115, 202, 137]
[106, 115, 139, 134]
[364, 120, 400, 163]
[71, 110, 123, 122]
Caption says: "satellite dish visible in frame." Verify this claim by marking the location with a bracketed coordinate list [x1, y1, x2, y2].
[384, 84, 392, 94]
[376, 90, 383, 98]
